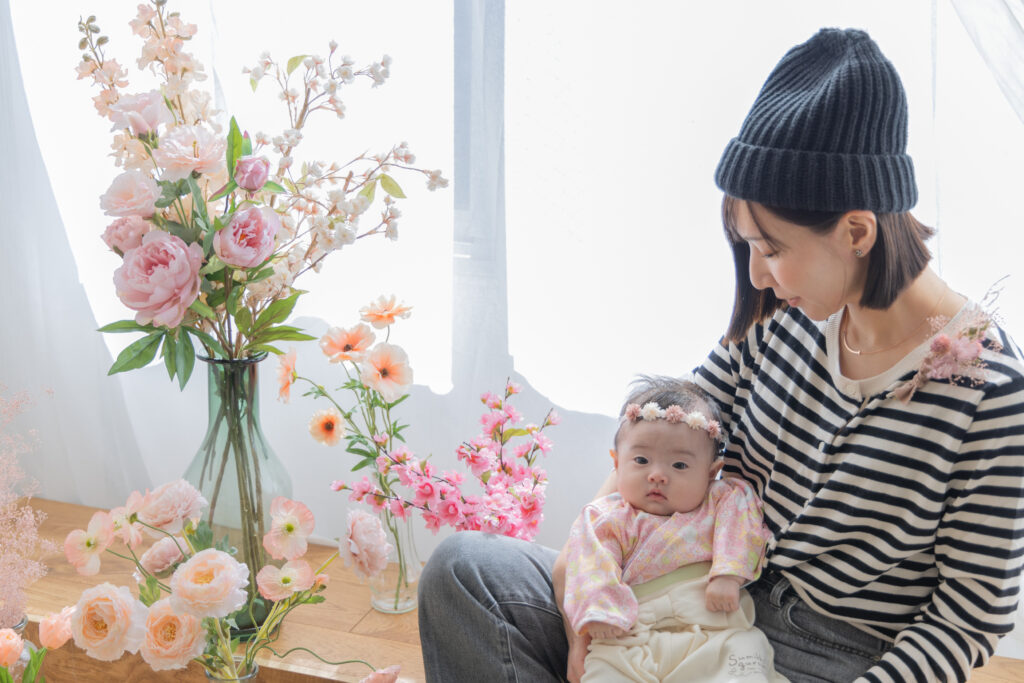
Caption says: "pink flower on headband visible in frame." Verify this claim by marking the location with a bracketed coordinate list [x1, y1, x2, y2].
[707, 421, 722, 440]
[624, 404, 641, 421]
[664, 405, 685, 423]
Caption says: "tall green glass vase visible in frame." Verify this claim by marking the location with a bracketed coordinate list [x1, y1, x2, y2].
[183, 355, 291, 630]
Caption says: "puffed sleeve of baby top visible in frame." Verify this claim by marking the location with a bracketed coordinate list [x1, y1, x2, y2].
[708, 477, 769, 582]
[563, 494, 639, 635]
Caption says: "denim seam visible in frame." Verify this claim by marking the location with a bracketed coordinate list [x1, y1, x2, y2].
[781, 599, 884, 662]
[488, 599, 564, 683]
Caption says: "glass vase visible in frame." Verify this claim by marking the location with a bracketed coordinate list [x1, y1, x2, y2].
[204, 656, 259, 681]
[369, 510, 422, 614]
[183, 355, 292, 631]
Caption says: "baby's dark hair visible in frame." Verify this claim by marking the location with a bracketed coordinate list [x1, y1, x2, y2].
[615, 375, 725, 454]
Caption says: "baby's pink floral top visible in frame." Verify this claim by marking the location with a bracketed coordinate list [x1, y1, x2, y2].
[563, 477, 770, 634]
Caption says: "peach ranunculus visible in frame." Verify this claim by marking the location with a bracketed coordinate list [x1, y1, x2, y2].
[0, 628, 22, 668]
[108, 90, 172, 136]
[39, 606, 76, 650]
[359, 344, 413, 403]
[139, 598, 207, 671]
[137, 479, 207, 536]
[151, 124, 226, 181]
[139, 536, 186, 575]
[102, 215, 153, 254]
[100, 170, 160, 217]
[64, 510, 116, 576]
[113, 231, 204, 328]
[71, 583, 149, 661]
[359, 295, 412, 329]
[263, 497, 316, 561]
[343, 509, 392, 580]
[169, 549, 249, 619]
[320, 324, 375, 363]
[213, 205, 281, 268]
[359, 664, 401, 683]
[277, 348, 297, 402]
[309, 408, 345, 446]
[233, 155, 271, 191]
[255, 559, 315, 601]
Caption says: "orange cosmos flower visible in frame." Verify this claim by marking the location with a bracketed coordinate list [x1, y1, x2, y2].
[359, 295, 412, 329]
[359, 343, 413, 402]
[320, 324, 375, 362]
[309, 408, 344, 446]
[277, 348, 297, 403]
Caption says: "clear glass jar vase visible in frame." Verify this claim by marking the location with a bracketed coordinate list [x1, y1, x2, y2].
[369, 510, 422, 614]
[204, 656, 259, 681]
[183, 355, 292, 630]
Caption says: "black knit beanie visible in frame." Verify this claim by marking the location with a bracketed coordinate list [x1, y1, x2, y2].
[715, 28, 917, 213]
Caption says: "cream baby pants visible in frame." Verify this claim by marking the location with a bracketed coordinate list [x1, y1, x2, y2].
[582, 564, 788, 683]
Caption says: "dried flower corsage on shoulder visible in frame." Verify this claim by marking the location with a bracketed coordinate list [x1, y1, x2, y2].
[891, 283, 1005, 403]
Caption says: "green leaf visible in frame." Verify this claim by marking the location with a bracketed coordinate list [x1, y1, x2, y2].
[162, 333, 177, 380]
[189, 299, 217, 319]
[175, 330, 196, 389]
[251, 326, 316, 343]
[0, 667, 14, 683]
[98, 320, 155, 334]
[108, 333, 163, 374]
[248, 343, 284, 355]
[163, 220, 192, 243]
[226, 282, 244, 316]
[252, 291, 303, 331]
[139, 575, 162, 607]
[386, 393, 410, 409]
[250, 76, 258, 92]
[262, 180, 286, 194]
[24, 646, 47, 683]
[187, 175, 209, 225]
[191, 520, 214, 551]
[226, 116, 244, 180]
[359, 179, 376, 203]
[379, 173, 406, 198]
[208, 179, 238, 202]
[352, 459, 374, 471]
[184, 327, 227, 359]
[346, 445, 375, 458]
[203, 215, 226, 256]
[199, 255, 226, 277]
[286, 55, 309, 75]
[247, 266, 274, 283]
[234, 307, 253, 337]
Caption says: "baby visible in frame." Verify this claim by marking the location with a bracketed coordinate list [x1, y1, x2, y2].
[563, 376, 786, 682]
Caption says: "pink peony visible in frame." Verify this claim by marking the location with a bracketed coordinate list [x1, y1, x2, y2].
[213, 206, 281, 268]
[234, 155, 271, 191]
[108, 90, 172, 136]
[39, 606, 76, 650]
[71, 583, 149, 661]
[139, 536, 185, 575]
[359, 665, 401, 683]
[263, 497, 316, 561]
[102, 215, 153, 254]
[139, 598, 206, 671]
[151, 124, 226, 181]
[64, 511, 116, 576]
[0, 628, 22, 668]
[255, 559, 315, 601]
[100, 170, 160, 218]
[359, 344, 413, 403]
[342, 509, 392, 579]
[137, 479, 207, 536]
[169, 549, 249, 619]
[113, 231, 204, 328]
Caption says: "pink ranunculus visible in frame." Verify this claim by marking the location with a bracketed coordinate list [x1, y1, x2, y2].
[169, 549, 249, 619]
[139, 536, 186, 575]
[100, 170, 160, 218]
[39, 606, 76, 650]
[151, 124, 226, 181]
[102, 215, 153, 254]
[137, 480, 207, 536]
[65, 511, 116, 576]
[256, 559, 315, 601]
[359, 665, 401, 683]
[214, 206, 281, 268]
[0, 628, 22, 667]
[263, 497, 316, 561]
[139, 598, 206, 671]
[234, 155, 271, 191]
[114, 231, 204, 328]
[108, 90, 172, 136]
[71, 583, 149, 661]
[343, 509, 392, 580]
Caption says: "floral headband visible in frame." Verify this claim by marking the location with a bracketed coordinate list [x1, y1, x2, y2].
[623, 402, 724, 443]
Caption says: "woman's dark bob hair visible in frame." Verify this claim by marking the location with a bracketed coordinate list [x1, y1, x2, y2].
[721, 195, 935, 343]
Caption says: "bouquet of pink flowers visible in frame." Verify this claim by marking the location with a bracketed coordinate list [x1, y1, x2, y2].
[46, 479, 398, 680]
[76, 0, 447, 387]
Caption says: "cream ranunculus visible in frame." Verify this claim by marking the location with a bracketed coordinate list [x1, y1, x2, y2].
[71, 583, 149, 661]
[100, 170, 160, 218]
[113, 232, 204, 328]
[139, 598, 207, 671]
[169, 549, 249, 619]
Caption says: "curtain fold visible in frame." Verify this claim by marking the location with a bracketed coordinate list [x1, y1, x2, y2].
[950, 0, 1024, 124]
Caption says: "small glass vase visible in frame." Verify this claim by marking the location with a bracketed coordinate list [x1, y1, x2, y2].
[204, 656, 259, 681]
[183, 355, 292, 631]
[369, 510, 422, 614]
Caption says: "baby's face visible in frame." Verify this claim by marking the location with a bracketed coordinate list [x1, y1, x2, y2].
[615, 419, 720, 516]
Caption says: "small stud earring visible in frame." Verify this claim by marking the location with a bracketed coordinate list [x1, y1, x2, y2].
[854, 249, 864, 258]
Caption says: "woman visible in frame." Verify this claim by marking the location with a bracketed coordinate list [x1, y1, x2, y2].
[417, 28, 1024, 683]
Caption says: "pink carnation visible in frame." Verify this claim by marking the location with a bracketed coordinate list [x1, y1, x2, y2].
[102, 216, 153, 254]
[100, 170, 160, 218]
[137, 480, 207, 536]
[214, 206, 281, 268]
[342, 509, 392, 579]
[113, 231, 204, 328]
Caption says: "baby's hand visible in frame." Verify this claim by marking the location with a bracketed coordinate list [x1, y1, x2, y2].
[705, 575, 745, 612]
[584, 622, 628, 640]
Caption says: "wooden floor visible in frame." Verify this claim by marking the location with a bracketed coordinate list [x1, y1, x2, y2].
[19, 498, 1024, 682]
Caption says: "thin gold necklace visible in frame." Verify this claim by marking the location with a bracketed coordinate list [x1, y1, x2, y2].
[842, 289, 948, 356]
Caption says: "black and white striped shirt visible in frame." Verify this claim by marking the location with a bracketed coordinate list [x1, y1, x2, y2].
[694, 304, 1024, 683]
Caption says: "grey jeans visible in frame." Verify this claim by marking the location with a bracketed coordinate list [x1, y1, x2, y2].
[418, 532, 891, 683]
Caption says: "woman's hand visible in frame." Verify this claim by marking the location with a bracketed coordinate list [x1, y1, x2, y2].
[705, 574, 745, 612]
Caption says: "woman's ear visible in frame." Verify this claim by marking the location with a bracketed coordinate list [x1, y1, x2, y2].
[840, 210, 877, 257]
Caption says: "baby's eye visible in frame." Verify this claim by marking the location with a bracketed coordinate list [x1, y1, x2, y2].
[672, 462, 688, 470]
[633, 456, 649, 465]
